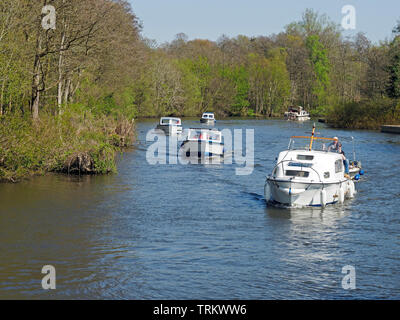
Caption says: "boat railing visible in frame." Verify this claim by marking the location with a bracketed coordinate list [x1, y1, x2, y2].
[288, 136, 337, 152]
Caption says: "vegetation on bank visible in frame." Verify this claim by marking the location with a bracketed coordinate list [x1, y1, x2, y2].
[0, 0, 138, 182]
[0, 108, 135, 182]
[326, 99, 400, 130]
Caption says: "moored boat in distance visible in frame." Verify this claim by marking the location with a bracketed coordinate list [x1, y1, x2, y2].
[381, 125, 400, 134]
[349, 160, 363, 180]
[180, 128, 223, 159]
[284, 106, 311, 121]
[200, 112, 216, 124]
[265, 126, 356, 207]
[156, 117, 183, 135]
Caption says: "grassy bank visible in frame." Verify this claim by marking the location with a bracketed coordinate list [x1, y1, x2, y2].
[0, 108, 135, 183]
[326, 98, 400, 130]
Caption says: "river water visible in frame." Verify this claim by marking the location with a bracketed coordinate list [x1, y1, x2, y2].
[0, 119, 399, 299]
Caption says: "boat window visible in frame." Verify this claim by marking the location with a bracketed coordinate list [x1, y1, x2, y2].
[188, 130, 200, 140]
[285, 170, 309, 178]
[161, 119, 170, 124]
[172, 119, 180, 125]
[324, 172, 330, 178]
[288, 162, 313, 168]
[209, 132, 221, 142]
[297, 155, 314, 161]
[335, 159, 343, 173]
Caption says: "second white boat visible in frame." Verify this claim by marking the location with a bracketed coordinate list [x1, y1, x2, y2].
[180, 128, 224, 158]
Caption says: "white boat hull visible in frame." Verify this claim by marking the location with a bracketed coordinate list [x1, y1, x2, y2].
[285, 114, 311, 121]
[180, 140, 224, 158]
[265, 178, 355, 207]
[200, 118, 216, 125]
[156, 125, 182, 135]
[295, 116, 311, 121]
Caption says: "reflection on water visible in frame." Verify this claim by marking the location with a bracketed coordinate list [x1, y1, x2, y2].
[0, 119, 399, 299]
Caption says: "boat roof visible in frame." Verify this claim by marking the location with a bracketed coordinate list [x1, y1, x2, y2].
[288, 106, 304, 111]
[283, 149, 341, 156]
[202, 112, 214, 115]
[188, 127, 220, 132]
[160, 117, 181, 120]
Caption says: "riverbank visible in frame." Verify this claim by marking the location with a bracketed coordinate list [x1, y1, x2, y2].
[326, 99, 400, 130]
[0, 110, 135, 183]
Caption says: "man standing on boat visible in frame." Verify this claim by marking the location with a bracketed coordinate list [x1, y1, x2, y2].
[328, 137, 350, 178]
[338, 144, 350, 177]
[328, 137, 340, 152]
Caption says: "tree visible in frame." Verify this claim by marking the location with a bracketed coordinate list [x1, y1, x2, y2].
[387, 23, 400, 98]
[306, 35, 330, 107]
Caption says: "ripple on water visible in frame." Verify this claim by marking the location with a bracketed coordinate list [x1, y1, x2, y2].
[0, 119, 399, 299]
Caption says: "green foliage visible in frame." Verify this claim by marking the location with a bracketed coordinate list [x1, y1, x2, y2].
[247, 50, 291, 116]
[223, 65, 250, 115]
[387, 37, 400, 98]
[306, 35, 330, 108]
[327, 98, 400, 129]
[0, 110, 135, 182]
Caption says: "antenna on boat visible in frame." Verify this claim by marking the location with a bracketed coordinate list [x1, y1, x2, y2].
[309, 123, 316, 151]
[351, 136, 356, 162]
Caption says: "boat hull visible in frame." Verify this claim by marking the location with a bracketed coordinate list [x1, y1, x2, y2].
[156, 125, 182, 135]
[265, 178, 355, 207]
[180, 140, 223, 158]
[285, 115, 311, 121]
[200, 118, 216, 125]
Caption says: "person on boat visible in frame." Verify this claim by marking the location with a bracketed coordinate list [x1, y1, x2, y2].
[328, 137, 340, 152]
[338, 144, 350, 177]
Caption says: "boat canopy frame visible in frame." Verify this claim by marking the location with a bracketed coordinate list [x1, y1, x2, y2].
[288, 125, 337, 151]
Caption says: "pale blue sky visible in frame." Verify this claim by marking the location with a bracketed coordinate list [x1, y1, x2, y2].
[130, 0, 400, 44]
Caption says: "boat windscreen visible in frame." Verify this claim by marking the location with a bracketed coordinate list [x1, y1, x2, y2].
[289, 138, 330, 151]
[285, 170, 310, 177]
[188, 130, 221, 141]
[161, 118, 180, 125]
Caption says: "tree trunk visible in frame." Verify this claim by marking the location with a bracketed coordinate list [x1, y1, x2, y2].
[31, 0, 48, 120]
[58, 2, 67, 114]
[0, 80, 5, 116]
[64, 77, 71, 104]
[31, 52, 41, 120]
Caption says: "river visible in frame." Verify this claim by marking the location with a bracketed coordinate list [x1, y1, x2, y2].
[0, 119, 399, 299]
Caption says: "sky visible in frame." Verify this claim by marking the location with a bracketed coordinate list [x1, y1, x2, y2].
[129, 0, 400, 45]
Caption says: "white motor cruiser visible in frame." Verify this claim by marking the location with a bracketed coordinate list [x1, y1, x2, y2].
[200, 112, 216, 124]
[180, 128, 223, 158]
[284, 106, 311, 121]
[265, 127, 356, 207]
[156, 117, 183, 135]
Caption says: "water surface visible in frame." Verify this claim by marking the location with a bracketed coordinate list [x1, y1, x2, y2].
[0, 119, 399, 299]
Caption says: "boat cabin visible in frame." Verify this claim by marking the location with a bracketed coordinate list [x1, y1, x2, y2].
[159, 117, 181, 126]
[201, 112, 215, 120]
[186, 128, 222, 143]
[272, 149, 346, 184]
